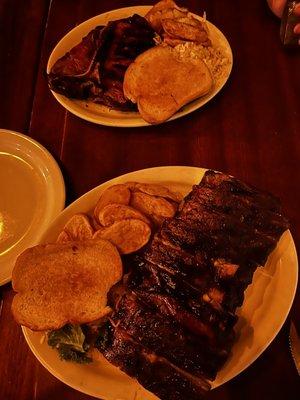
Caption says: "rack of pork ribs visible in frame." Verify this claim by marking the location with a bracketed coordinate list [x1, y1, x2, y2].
[96, 170, 289, 400]
[47, 15, 155, 110]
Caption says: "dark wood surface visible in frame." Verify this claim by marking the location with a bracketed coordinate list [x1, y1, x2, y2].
[1, 0, 300, 399]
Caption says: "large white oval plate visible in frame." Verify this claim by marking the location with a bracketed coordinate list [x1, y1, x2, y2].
[47, 6, 233, 127]
[22, 166, 298, 399]
[0, 129, 65, 286]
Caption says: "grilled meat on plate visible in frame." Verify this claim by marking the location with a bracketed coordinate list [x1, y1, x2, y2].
[48, 14, 156, 110]
[97, 170, 289, 400]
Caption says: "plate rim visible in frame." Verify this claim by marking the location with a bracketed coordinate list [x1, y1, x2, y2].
[0, 129, 66, 285]
[21, 166, 298, 398]
[47, 5, 233, 127]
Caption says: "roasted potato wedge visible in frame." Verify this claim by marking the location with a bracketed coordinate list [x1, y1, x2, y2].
[124, 181, 139, 190]
[93, 219, 151, 254]
[146, 10, 166, 32]
[94, 184, 131, 223]
[98, 204, 150, 227]
[162, 18, 209, 43]
[133, 182, 183, 203]
[91, 218, 104, 231]
[130, 191, 177, 226]
[57, 214, 94, 243]
[146, 0, 177, 14]
[162, 33, 188, 46]
[177, 16, 204, 28]
[56, 230, 71, 243]
[145, 0, 187, 32]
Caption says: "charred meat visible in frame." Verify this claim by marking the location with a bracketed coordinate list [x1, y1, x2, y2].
[48, 14, 156, 110]
[98, 171, 289, 400]
[102, 326, 210, 400]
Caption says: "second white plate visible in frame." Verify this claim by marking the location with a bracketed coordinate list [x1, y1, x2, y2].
[47, 6, 233, 127]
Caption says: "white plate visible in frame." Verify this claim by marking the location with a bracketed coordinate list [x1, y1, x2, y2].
[47, 6, 233, 127]
[0, 129, 65, 285]
[22, 166, 298, 399]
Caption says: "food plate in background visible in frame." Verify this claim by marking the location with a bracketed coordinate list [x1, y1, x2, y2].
[22, 166, 298, 399]
[47, 6, 233, 127]
[0, 129, 65, 286]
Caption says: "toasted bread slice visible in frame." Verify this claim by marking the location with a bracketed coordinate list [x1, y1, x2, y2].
[123, 45, 213, 124]
[12, 239, 122, 331]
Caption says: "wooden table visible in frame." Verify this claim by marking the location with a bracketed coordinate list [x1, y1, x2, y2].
[1, 0, 300, 399]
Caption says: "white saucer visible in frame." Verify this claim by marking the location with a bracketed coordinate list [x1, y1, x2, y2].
[0, 129, 65, 285]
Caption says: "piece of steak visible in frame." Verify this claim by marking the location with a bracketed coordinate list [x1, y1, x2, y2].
[48, 14, 155, 110]
[48, 26, 105, 100]
[99, 170, 289, 400]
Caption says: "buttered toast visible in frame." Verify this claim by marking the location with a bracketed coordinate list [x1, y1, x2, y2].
[123, 45, 213, 124]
